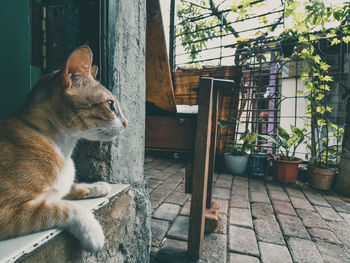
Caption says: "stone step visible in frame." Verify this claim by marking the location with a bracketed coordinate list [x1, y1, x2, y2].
[0, 184, 130, 263]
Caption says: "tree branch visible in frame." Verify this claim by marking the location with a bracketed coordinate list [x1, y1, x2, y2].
[209, 0, 240, 38]
[180, 0, 211, 11]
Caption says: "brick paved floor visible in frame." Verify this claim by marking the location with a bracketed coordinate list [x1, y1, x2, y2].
[146, 154, 350, 263]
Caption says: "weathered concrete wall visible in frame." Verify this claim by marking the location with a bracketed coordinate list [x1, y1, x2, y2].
[74, 0, 151, 262]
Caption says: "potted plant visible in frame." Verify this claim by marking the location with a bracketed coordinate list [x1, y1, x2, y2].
[218, 117, 258, 175]
[260, 125, 305, 183]
[280, 29, 299, 58]
[224, 129, 259, 175]
[307, 124, 343, 190]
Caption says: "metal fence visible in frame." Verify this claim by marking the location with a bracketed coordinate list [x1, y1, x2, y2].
[169, 0, 349, 162]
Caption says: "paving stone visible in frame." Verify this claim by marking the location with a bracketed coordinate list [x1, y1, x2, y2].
[339, 195, 350, 203]
[315, 240, 350, 263]
[145, 155, 154, 163]
[296, 209, 329, 229]
[202, 233, 227, 263]
[148, 170, 173, 180]
[214, 198, 228, 215]
[285, 187, 305, 198]
[154, 160, 176, 170]
[266, 182, 284, 192]
[250, 191, 271, 203]
[230, 207, 253, 229]
[215, 173, 233, 188]
[150, 246, 159, 262]
[153, 203, 181, 221]
[150, 172, 184, 208]
[235, 175, 249, 181]
[163, 163, 184, 174]
[180, 201, 191, 216]
[340, 212, 350, 223]
[231, 185, 249, 198]
[249, 179, 267, 192]
[303, 190, 331, 207]
[230, 195, 250, 209]
[229, 253, 260, 263]
[175, 183, 185, 193]
[272, 200, 297, 216]
[269, 190, 290, 202]
[287, 237, 323, 263]
[327, 221, 350, 247]
[155, 247, 191, 263]
[148, 179, 163, 190]
[324, 195, 350, 213]
[167, 216, 189, 241]
[212, 187, 231, 200]
[145, 158, 166, 170]
[151, 219, 170, 247]
[290, 196, 315, 211]
[229, 225, 259, 257]
[162, 238, 187, 250]
[278, 214, 310, 239]
[315, 205, 343, 221]
[254, 219, 285, 245]
[215, 212, 227, 234]
[308, 227, 341, 244]
[164, 191, 190, 206]
[259, 242, 293, 263]
[251, 203, 275, 220]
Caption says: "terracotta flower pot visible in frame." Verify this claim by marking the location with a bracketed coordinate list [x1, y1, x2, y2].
[272, 158, 302, 183]
[309, 166, 336, 191]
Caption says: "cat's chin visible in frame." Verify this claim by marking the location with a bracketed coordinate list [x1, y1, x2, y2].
[81, 131, 123, 142]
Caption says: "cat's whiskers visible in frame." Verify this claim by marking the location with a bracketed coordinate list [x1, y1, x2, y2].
[66, 112, 88, 125]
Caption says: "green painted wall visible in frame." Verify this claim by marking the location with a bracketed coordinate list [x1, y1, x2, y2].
[0, 1, 41, 118]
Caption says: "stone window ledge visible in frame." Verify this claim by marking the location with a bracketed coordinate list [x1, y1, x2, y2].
[0, 184, 130, 263]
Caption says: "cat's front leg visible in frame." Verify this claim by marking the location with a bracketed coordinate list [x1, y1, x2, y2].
[66, 182, 111, 200]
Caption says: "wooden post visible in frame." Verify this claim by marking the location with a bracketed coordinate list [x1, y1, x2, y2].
[187, 78, 213, 260]
[206, 87, 219, 208]
[187, 78, 235, 260]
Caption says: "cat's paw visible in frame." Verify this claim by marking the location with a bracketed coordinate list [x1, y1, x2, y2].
[90, 182, 111, 197]
[80, 218, 105, 252]
[70, 206, 105, 252]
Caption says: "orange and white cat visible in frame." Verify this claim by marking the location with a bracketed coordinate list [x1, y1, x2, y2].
[0, 45, 128, 252]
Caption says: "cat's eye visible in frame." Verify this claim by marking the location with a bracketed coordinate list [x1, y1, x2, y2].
[107, 100, 115, 112]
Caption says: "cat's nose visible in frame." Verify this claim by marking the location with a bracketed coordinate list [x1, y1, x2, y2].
[122, 119, 128, 128]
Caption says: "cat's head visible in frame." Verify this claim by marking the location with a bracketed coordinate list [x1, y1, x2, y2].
[59, 45, 128, 141]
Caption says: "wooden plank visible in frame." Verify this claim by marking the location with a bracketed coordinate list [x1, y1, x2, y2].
[206, 86, 219, 209]
[146, 0, 176, 112]
[145, 116, 196, 151]
[187, 78, 213, 260]
[174, 67, 241, 153]
[173, 66, 241, 105]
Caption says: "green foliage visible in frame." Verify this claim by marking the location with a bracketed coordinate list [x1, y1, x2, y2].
[283, 0, 348, 168]
[218, 116, 258, 155]
[176, 0, 269, 63]
[260, 126, 306, 160]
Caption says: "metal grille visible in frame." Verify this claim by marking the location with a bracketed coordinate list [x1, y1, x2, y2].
[169, 0, 349, 161]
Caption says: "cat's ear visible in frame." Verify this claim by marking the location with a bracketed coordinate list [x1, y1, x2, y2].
[91, 65, 98, 79]
[62, 45, 93, 88]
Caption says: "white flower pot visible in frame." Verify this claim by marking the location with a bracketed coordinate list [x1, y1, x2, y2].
[224, 153, 249, 175]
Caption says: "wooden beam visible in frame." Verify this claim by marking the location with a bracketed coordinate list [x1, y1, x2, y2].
[187, 78, 213, 260]
[146, 0, 176, 112]
[206, 87, 219, 208]
[187, 78, 235, 260]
